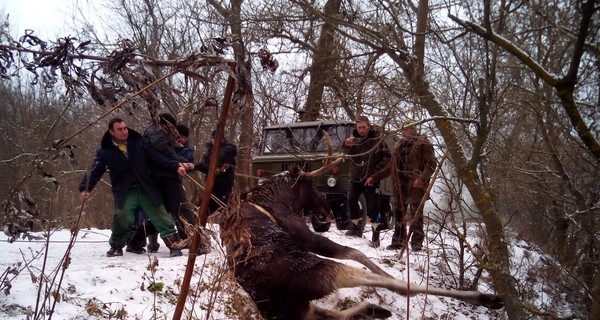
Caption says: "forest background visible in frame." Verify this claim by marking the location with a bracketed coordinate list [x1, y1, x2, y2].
[0, 0, 598, 319]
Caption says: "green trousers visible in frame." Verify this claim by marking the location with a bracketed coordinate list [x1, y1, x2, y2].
[109, 186, 177, 248]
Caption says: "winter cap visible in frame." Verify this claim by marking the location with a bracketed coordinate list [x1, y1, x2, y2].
[159, 113, 177, 126]
[210, 129, 217, 137]
[176, 124, 190, 137]
[402, 118, 417, 128]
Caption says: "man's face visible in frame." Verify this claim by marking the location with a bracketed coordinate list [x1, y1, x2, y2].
[109, 121, 129, 143]
[356, 121, 370, 137]
[177, 135, 188, 145]
[401, 127, 416, 139]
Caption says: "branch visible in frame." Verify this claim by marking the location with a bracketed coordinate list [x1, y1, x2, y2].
[447, 14, 560, 86]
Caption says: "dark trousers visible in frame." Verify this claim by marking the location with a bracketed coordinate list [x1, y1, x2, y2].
[391, 198, 425, 248]
[207, 177, 234, 214]
[156, 177, 196, 240]
[347, 180, 380, 223]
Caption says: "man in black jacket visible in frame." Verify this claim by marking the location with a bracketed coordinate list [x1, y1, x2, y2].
[79, 117, 186, 257]
[340, 116, 390, 246]
[128, 113, 214, 255]
[195, 129, 237, 214]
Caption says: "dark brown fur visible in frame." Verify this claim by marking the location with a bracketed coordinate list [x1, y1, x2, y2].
[220, 167, 503, 319]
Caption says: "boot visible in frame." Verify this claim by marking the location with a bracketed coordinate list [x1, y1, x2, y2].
[196, 228, 212, 256]
[344, 221, 363, 238]
[370, 229, 380, 248]
[147, 233, 160, 253]
[162, 234, 183, 257]
[106, 246, 123, 257]
[126, 225, 147, 254]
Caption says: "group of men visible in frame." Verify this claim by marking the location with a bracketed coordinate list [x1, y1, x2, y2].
[341, 116, 438, 251]
[79, 114, 237, 257]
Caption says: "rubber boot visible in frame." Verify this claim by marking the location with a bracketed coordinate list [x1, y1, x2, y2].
[126, 225, 147, 254]
[196, 227, 212, 256]
[344, 221, 363, 238]
[147, 233, 160, 253]
[162, 234, 183, 257]
[371, 228, 380, 248]
[106, 245, 124, 257]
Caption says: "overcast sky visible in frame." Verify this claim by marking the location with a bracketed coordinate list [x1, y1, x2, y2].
[2, 0, 107, 40]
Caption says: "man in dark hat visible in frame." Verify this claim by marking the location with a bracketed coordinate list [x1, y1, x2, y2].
[194, 129, 237, 214]
[176, 124, 195, 163]
[128, 113, 211, 255]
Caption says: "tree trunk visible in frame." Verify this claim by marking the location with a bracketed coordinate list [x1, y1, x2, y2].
[302, 0, 342, 121]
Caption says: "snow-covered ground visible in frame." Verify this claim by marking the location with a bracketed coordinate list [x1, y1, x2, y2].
[0, 224, 507, 319]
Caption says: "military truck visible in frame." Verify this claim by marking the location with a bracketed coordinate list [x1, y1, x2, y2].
[251, 119, 395, 232]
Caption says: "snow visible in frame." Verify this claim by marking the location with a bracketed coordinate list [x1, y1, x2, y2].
[0, 224, 507, 319]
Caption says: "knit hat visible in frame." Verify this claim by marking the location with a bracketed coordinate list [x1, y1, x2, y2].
[402, 118, 417, 128]
[176, 124, 190, 137]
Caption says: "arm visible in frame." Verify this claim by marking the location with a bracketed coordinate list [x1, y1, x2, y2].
[143, 139, 186, 175]
[78, 150, 107, 202]
[420, 138, 437, 181]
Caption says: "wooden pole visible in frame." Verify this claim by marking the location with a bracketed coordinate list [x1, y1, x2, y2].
[173, 62, 236, 319]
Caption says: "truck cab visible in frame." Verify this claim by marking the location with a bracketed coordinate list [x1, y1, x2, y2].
[251, 120, 394, 232]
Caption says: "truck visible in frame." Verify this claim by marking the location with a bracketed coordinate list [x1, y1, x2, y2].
[251, 119, 395, 232]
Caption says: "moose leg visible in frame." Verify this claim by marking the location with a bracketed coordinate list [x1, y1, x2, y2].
[330, 264, 504, 310]
[279, 215, 395, 279]
[304, 301, 392, 320]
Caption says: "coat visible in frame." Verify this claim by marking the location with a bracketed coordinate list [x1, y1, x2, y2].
[195, 139, 237, 186]
[370, 134, 437, 203]
[144, 123, 181, 180]
[340, 128, 390, 182]
[176, 139, 195, 163]
[79, 129, 181, 208]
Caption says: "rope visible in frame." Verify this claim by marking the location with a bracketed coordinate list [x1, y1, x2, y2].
[184, 173, 228, 208]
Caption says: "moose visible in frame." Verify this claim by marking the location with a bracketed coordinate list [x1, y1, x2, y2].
[218, 131, 503, 319]
[219, 167, 504, 320]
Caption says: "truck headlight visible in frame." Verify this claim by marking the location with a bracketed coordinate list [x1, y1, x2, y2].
[326, 176, 337, 188]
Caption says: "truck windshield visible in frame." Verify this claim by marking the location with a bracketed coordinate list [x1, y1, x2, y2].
[262, 124, 353, 154]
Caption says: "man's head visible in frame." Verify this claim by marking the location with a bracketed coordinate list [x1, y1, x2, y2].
[401, 118, 417, 139]
[177, 124, 190, 144]
[108, 117, 128, 143]
[355, 115, 371, 137]
[159, 113, 177, 126]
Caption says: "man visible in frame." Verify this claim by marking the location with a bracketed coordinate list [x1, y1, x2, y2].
[176, 124, 195, 163]
[195, 129, 237, 214]
[132, 113, 211, 255]
[367, 118, 437, 251]
[340, 116, 390, 246]
[79, 117, 186, 257]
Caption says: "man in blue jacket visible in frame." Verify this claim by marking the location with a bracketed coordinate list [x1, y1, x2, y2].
[176, 124, 195, 163]
[79, 117, 187, 257]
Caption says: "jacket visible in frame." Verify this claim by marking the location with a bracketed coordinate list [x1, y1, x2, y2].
[195, 139, 237, 185]
[370, 134, 437, 202]
[340, 128, 390, 182]
[144, 123, 181, 180]
[79, 129, 180, 208]
[176, 139, 195, 163]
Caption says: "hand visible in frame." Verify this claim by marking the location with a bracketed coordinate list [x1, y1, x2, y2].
[79, 191, 90, 203]
[177, 166, 187, 176]
[345, 137, 355, 146]
[365, 177, 374, 186]
[183, 162, 194, 171]
[412, 179, 423, 188]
